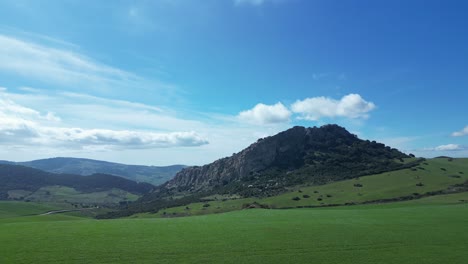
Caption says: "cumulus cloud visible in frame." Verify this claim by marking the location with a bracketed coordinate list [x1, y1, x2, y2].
[434, 144, 462, 151]
[0, 91, 208, 149]
[238, 102, 291, 124]
[291, 94, 376, 121]
[452, 126, 468, 137]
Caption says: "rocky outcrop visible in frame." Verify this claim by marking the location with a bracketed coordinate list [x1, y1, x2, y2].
[164, 124, 397, 193]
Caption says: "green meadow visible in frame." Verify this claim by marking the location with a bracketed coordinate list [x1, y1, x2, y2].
[1, 196, 468, 263]
[0, 201, 60, 219]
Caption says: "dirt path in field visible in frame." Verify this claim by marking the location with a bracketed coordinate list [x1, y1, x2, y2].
[40, 207, 98, 215]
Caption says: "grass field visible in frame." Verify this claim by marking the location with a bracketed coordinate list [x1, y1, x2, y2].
[0, 201, 61, 219]
[1, 194, 468, 263]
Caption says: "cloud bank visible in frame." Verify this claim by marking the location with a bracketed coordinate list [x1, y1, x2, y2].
[238, 94, 376, 125]
[0, 91, 208, 149]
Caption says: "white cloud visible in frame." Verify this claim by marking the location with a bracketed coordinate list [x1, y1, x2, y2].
[0, 116, 208, 149]
[0, 92, 58, 123]
[452, 126, 468, 137]
[0, 90, 208, 149]
[434, 144, 462, 151]
[0, 34, 171, 93]
[291, 94, 376, 121]
[238, 102, 291, 124]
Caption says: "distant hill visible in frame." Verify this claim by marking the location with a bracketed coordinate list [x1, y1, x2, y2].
[0, 164, 155, 201]
[0, 158, 185, 186]
[107, 124, 418, 217]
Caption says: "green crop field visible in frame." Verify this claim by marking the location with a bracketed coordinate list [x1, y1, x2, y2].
[1, 195, 468, 263]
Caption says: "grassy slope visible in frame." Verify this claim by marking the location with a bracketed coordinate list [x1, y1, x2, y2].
[25, 186, 139, 204]
[1, 196, 467, 263]
[8, 186, 139, 205]
[144, 158, 468, 217]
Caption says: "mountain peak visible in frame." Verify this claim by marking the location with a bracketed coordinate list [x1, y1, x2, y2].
[162, 124, 407, 197]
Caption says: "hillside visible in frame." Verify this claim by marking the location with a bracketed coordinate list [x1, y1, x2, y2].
[0, 158, 185, 185]
[0, 164, 154, 201]
[162, 125, 410, 196]
[139, 158, 468, 218]
[105, 124, 420, 217]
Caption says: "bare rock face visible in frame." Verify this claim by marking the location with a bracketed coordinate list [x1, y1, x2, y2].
[164, 125, 360, 192]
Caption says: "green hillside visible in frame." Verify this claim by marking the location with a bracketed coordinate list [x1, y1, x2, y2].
[133, 157, 468, 217]
[0, 164, 154, 209]
[22, 186, 139, 204]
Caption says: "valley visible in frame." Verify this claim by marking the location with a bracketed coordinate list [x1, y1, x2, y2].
[1, 126, 467, 263]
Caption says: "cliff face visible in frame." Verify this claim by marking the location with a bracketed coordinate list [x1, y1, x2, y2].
[164, 125, 377, 192]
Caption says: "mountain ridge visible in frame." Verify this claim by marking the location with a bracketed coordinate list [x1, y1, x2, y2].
[0, 164, 155, 200]
[0, 157, 185, 185]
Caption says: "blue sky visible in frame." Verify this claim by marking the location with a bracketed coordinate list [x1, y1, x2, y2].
[0, 0, 467, 165]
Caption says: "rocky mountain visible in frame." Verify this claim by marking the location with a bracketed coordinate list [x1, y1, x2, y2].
[0, 158, 185, 186]
[0, 164, 155, 200]
[163, 125, 410, 196]
[102, 124, 417, 218]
